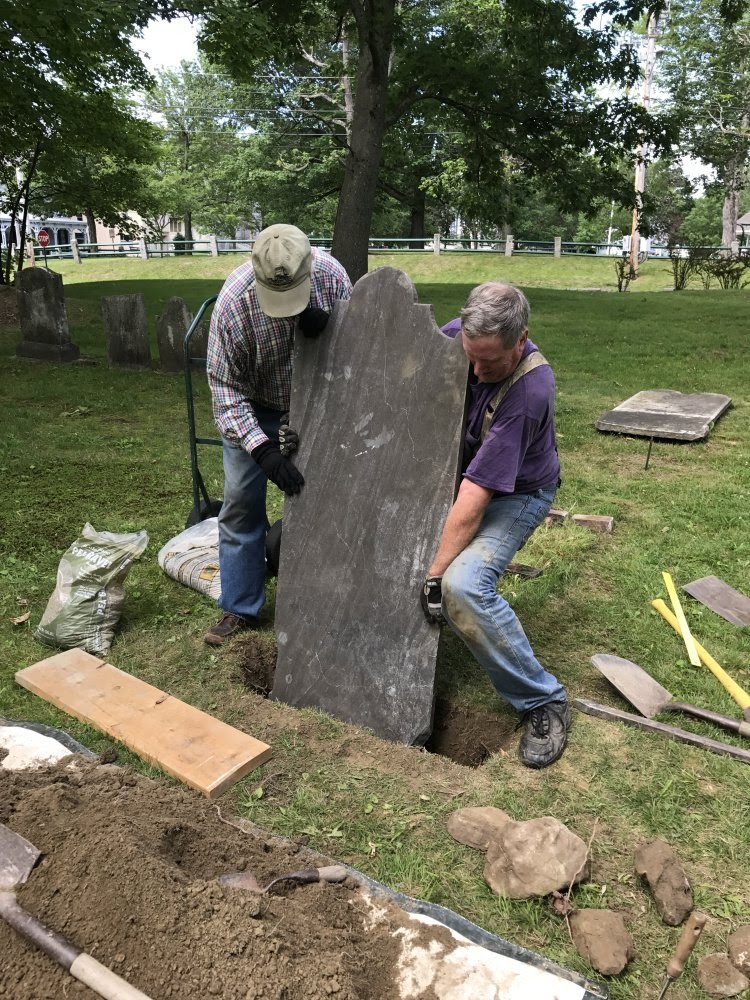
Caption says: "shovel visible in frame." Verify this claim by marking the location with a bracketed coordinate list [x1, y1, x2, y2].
[0, 823, 153, 1000]
[591, 654, 750, 738]
[219, 863, 349, 895]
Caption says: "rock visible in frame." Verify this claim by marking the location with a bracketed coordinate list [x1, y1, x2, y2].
[483, 816, 590, 898]
[698, 953, 750, 997]
[446, 807, 511, 851]
[634, 839, 693, 926]
[569, 909, 635, 975]
[729, 926, 750, 976]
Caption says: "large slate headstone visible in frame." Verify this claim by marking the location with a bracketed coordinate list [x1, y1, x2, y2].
[271, 267, 468, 745]
[15, 268, 79, 362]
[156, 296, 194, 372]
[102, 294, 151, 369]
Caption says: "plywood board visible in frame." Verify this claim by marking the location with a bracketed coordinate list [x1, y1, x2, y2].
[684, 576, 750, 627]
[595, 389, 731, 441]
[16, 649, 271, 796]
[271, 267, 468, 745]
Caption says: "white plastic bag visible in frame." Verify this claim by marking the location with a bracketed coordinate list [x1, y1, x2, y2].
[157, 518, 220, 599]
[35, 524, 149, 655]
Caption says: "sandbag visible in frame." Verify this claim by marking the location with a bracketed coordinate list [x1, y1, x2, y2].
[35, 524, 148, 655]
[157, 518, 221, 599]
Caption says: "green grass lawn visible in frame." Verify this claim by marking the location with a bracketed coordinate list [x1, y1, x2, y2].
[1, 255, 749, 998]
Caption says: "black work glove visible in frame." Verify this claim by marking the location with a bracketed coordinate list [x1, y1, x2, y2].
[278, 413, 299, 456]
[251, 441, 304, 496]
[420, 575, 446, 625]
[298, 305, 330, 338]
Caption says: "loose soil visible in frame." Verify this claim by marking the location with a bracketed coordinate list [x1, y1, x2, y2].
[237, 639, 514, 767]
[0, 761, 453, 1000]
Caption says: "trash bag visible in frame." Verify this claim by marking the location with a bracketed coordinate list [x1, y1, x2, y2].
[35, 524, 149, 656]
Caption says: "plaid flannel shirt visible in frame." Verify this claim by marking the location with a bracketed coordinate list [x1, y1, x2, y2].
[207, 249, 352, 453]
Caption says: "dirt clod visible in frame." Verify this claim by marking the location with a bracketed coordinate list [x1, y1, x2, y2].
[698, 953, 750, 998]
[729, 925, 750, 975]
[569, 909, 635, 975]
[634, 839, 693, 926]
[446, 806, 511, 851]
[483, 815, 590, 898]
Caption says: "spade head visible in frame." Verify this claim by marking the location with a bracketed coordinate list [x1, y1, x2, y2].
[0, 823, 41, 891]
[591, 653, 674, 718]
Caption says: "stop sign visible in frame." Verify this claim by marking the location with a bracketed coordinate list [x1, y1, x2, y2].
[37, 229, 50, 247]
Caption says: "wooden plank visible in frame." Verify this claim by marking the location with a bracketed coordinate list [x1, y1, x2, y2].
[16, 650, 271, 797]
[573, 699, 750, 764]
[684, 575, 750, 627]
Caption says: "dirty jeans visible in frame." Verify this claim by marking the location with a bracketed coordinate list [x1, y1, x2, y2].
[441, 488, 565, 714]
[218, 404, 283, 619]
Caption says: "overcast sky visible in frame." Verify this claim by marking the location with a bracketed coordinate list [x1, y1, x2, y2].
[134, 16, 199, 70]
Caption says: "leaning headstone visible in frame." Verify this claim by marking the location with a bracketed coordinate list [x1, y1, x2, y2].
[271, 267, 467, 745]
[156, 297, 193, 372]
[102, 294, 151, 369]
[15, 268, 79, 362]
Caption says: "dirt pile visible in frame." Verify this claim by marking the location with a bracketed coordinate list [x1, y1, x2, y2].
[0, 762, 407, 1000]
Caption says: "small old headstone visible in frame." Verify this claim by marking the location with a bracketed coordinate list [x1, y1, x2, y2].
[271, 267, 468, 745]
[102, 294, 151, 369]
[15, 268, 79, 362]
[156, 297, 194, 372]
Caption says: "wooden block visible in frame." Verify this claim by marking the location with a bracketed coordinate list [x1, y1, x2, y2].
[16, 650, 271, 798]
[544, 508, 569, 525]
[572, 514, 614, 533]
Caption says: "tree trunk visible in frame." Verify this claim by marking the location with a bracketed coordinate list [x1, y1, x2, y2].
[722, 159, 740, 248]
[409, 190, 425, 240]
[85, 209, 97, 248]
[331, 0, 396, 282]
[184, 212, 194, 242]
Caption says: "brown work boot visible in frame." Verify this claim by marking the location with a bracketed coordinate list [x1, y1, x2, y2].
[204, 612, 257, 647]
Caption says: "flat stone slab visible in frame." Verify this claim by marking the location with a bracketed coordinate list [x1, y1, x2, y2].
[271, 267, 467, 745]
[596, 389, 731, 441]
[683, 576, 750, 627]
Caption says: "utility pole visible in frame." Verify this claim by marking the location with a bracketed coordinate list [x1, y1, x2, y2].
[629, 13, 660, 279]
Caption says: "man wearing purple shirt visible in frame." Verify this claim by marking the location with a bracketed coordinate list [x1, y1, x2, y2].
[421, 281, 570, 769]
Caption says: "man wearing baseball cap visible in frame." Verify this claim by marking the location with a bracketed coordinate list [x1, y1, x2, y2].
[204, 224, 352, 645]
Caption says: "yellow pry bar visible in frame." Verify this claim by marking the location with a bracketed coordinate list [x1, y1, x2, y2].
[662, 571, 701, 667]
[651, 598, 750, 713]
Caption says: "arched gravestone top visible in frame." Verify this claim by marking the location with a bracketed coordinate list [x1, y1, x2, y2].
[15, 268, 79, 362]
[271, 267, 468, 745]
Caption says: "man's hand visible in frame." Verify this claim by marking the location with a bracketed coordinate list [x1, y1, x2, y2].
[278, 414, 299, 456]
[421, 576, 446, 625]
[251, 441, 304, 496]
[298, 305, 330, 338]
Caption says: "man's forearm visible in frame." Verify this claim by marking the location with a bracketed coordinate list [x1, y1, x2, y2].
[428, 481, 492, 576]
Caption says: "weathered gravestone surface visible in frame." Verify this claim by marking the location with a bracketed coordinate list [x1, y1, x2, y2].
[271, 267, 468, 745]
[102, 294, 151, 369]
[156, 297, 194, 372]
[596, 389, 731, 441]
[15, 268, 79, 362]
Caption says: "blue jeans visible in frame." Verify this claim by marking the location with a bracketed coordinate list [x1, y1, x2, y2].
[218, 404, 283, 619]
[441, 488, 565, 714]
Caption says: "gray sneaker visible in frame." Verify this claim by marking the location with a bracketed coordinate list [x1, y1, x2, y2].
[519, 699, 571, 769]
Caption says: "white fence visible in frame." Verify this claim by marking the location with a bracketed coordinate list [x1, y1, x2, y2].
[23, 234, 743, 264]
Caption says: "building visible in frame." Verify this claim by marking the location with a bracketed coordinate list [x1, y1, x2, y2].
[0, 212, 89, 250]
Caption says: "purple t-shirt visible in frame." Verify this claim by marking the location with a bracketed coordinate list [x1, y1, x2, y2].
[442, 318, 560, 494]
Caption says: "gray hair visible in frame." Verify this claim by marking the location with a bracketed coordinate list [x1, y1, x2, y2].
[460, 281, 530, 348]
